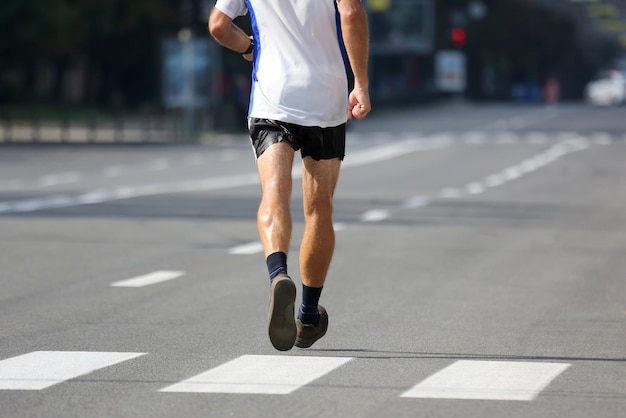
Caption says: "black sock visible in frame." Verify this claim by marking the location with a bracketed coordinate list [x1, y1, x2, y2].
[266, 252, 287, 283]
[299, 284, 323, 325]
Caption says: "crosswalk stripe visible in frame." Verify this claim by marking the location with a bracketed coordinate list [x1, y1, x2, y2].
[110, 270, 184, 287]
[400, 360, 570, 401]
[0, 351, 145, 390]
[160, 355, 353, 395]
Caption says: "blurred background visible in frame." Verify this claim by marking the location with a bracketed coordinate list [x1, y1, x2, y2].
[1, 0, 625, 142]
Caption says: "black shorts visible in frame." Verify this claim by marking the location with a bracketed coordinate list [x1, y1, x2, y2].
[248, 118, 346, 161]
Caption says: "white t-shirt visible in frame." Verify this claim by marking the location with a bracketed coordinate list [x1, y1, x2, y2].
[215, 0, 349, 127]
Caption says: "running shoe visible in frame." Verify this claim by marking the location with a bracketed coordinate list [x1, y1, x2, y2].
[295, 305, 328, 348]
[268, 274, 297, 351]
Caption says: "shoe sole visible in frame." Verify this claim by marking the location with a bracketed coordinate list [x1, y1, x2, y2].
[268, 277, 297, 351]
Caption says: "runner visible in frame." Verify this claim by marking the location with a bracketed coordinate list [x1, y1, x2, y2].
[209, 0, 371, 351]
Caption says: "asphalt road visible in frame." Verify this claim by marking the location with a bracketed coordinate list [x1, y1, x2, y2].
[1, 103, 625, 418]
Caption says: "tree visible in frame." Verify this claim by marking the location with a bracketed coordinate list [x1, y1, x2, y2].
[0, 0, 181, 106]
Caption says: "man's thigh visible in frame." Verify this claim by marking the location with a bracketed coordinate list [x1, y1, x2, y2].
[301, 156, 342, 209]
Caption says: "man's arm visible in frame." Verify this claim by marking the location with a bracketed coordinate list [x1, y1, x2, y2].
[208, 8, 254, 61]
[337, 0, 371, 120]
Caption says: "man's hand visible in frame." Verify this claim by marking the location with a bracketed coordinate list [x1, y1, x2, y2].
[347, 86, 371, 120]
[242, 36, 254, 61]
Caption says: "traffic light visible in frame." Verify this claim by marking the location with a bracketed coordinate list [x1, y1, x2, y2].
[451, 27, 466, 48]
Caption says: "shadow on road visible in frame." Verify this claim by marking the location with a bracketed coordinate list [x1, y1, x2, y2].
[308, 348, 626, 363]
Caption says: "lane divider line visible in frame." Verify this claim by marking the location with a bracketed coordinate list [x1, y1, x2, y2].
[228, 242, 264, 255]
[466, 183, 485, 195]
[110, 270, 184, 288]
[0, 139, 447, 215]
[357, 138, 590, 225]
[361, 209, 390, 223]
[403, 196, 430, 209]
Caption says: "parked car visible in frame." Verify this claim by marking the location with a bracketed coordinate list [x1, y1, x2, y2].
[584, 70, 626, 106]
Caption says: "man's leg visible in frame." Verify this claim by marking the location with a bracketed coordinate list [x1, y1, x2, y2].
[295, 156, 341, 348]
[256, 141, 297, 351]
[299, 156, 341, 288]
[256, 141, 295, 261]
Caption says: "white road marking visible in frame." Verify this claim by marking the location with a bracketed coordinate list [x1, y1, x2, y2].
[502, 166, 523, 181]
[0, 173, 260, 215]
[110, 270, 184, 287]
[76, 189, 114, 205]
[403, 196, 430, 209]
[9, 198, 55, 213]
[229, 241, 264, 255]
[0, 140, 446, 215]
[437, 139, 589, 202]
[519, 159, 539, 174]
[333, 222, 347, 231]
[361, 209, 390, 222]
[401, 360, 570, 401]
[0, 351, 145, 390]
[111, 186, 139, 199]
[160, 355, 353, 395]
[484, 174, 505, 188]
[343, 138, 448, 168]
[466, 183, 485, 195]
[0, 135, 596, 217]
